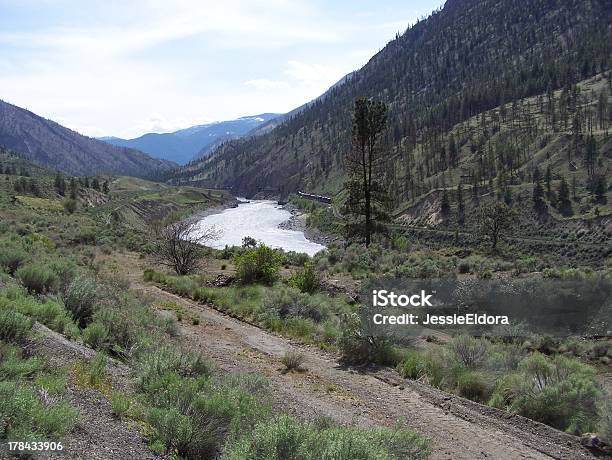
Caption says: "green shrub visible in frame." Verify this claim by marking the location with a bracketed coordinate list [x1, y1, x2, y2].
[222, 414, 429, 460]
[78, 353, 108, 388]
[397, 350, 425, 380]
[510, 353, 601, 433]
[137, 347, 211, 392]
[72, 228, 97, 245]
[35, 373, 67, 395]
[62, 199, 77, 214]
[598, 395, 612, 444]
[192, 287, 216, 303]
[289, 262, 319, 294]
[281, 351, 305, 371]
[0, 309, 32, 342]
[339, 313, 398, 365]
[456, 370, 492, 403]
[148, 407, 194, 456]
[0, 381, 78, 440]
[0, 247, 27, 275]
[64, 276, 98, 327]
[111, 394, 131, 419]
[2, 294, 78, 337]
[0, 346, 43, 379]
[234, 245, 283, 284]
[83, 322, 110, 350]
[449, 335, 488, 367]
[16, 264, 59, 294]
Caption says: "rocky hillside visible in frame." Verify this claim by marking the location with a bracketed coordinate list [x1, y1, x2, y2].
[0, 100, 175, 178]
[172, 0, 611, 203]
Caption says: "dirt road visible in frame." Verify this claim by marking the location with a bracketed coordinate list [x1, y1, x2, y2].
[126, 267, 598, 460]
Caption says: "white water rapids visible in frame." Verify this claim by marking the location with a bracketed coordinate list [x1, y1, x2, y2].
[193, 200, 326, 256]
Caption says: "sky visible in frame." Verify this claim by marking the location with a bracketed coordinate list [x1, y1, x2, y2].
[0, 0, 443, 138]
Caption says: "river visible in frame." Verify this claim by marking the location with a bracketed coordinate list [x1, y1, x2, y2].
[193, 200, 326, 256]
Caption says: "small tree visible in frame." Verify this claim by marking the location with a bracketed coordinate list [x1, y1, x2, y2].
[477, 201, 515, 250]
[456, 183, 465, 224]
[54, 173, 66, 196]
[533, 180, 545, 212]
[440, 189, 450, 222]
[556, 176, 572, 216]
[151, 215, 219, 275]
[69, 177, 78, 199]
[242, 236, 257, 248]
[63, 199, 77, 214]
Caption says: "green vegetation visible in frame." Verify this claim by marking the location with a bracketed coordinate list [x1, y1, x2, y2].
[395, 336, 608, 434]
[235, 244, 284, 284]
[0, 166, 429, 458]
[222, 414, 429, 460]
[143, 268, 350, 349]
[281, 351, 306, 372]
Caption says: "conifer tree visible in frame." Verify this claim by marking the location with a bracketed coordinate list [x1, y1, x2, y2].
[343, 98, 390, 246]
[557, 176, 572, 216]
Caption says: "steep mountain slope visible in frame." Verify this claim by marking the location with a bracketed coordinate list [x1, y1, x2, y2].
[0, 146, 56, 177]
[0, 100, 175, 177]
[101, 113, 279, 165]
[173, 0, 611, 200]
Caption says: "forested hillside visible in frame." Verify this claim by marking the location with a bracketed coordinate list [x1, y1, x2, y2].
[173, 0, 611, 207]
[0, 100, 175, 178]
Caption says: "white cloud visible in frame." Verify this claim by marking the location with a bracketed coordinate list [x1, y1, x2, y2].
[0, 0, 436, 138]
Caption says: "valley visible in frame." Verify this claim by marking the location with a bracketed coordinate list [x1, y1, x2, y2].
[0, 0, 611, 458]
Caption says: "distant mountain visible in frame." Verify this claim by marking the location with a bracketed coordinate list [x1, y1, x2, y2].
[246, 73, 356, 138]
[0, 100, 175, 178]
[100, 113, 280, 165]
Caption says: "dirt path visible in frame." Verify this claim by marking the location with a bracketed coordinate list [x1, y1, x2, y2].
[123, 263, 598, 460]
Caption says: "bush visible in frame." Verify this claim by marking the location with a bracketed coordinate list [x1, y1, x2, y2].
[0, 345, 43, 379]
[281, 351, 305, 371]
[111, 394, 131, 419]
[449, 335, 488, 367]
[83, 322, 110, 350]
[64, 276, 98, 327]
[86, 353, 108, 387]
[2, 294, 78, 337]
[339, 314, 398, 365]
[0, 247, 27, 275]
[510, 353, 601, 433]
[222, 414, 429, 460]
[62, 199, 77, 214]
[16, 264, 59, 294]
[456, 370, 492, 403]
[148, 407, 194, 456]
[397, 350, 425, 380]
[137, 347, 211, 392]
[598, 395, 612, 444]
[35, 373, 67, 395]
[289, 262, 319, 294]
[0, 309, 32, 342]
[0, 381, 78, 440]
[234, 245, 283, 284]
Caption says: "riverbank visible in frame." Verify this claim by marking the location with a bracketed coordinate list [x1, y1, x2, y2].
[280, 203, 337, 247]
